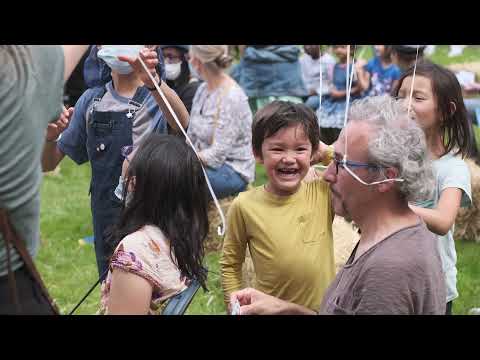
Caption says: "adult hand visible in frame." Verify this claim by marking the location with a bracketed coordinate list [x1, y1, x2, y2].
[46, 106, 73, 141]
[311, 141, 332, 166]
[230, 287, 286, 315]
[118, 47, 159, 89]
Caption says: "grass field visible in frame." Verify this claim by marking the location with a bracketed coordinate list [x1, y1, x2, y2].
[37, 45, 480, 315]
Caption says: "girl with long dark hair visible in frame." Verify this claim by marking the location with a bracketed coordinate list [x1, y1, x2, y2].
[99, 133, 209, 314]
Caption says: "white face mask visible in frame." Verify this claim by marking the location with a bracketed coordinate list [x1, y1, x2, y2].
[97, 45, 144, 75]
[165, 62, 182, 80]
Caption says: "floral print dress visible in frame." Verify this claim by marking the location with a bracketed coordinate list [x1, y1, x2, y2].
[99, 225, 188, 315]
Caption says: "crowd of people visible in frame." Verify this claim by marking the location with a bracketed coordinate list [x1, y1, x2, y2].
[0, 45, 478, 315]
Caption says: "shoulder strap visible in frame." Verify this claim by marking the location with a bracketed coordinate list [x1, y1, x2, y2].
[0, 208, 59, 314]
[162, 279, 201, 315]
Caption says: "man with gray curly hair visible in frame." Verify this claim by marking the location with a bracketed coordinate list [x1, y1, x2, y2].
[229, 95, 446, 315]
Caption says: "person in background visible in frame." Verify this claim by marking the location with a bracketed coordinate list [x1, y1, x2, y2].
[187, 45, 255, 199]
[317, 45, 362, 145]
[230, 45, 307, 114]
[356, 45, 401, 97]
[160, 45, 201, 114]
[300, 45, 336, 111]
[391, 45, 426, 73]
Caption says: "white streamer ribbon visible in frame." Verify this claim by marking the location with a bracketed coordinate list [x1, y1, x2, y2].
[138, 56, 226, 236]
[340, 45, 404, 186]
[407, 45, 420, 116]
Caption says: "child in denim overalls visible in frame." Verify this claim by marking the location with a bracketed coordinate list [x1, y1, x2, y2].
[317, 45, 362, 145]
[42, 46, 189, 278]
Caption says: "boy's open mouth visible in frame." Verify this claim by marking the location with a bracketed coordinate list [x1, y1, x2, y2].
[276, 167, 300, 178]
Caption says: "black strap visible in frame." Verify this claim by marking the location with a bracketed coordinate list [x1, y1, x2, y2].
[69, 269, 205, 315]
[68, 268, 109, 315]
[0, 208, 59, 314]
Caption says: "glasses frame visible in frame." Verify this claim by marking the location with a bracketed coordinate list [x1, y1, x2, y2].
[333, 157, 405, 186]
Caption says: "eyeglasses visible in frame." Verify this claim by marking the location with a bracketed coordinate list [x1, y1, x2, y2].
[163, 54, 183, 64]
[333, 157, 405, 186]
[333, 157, 382, 175]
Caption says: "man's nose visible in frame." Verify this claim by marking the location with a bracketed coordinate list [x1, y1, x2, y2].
[323, 161, 337, 184]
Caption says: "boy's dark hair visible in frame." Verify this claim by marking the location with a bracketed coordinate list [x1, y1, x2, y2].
[393, 61, 473, 158]
[112, 134, 209, 290]
[252, 101, 320, 156]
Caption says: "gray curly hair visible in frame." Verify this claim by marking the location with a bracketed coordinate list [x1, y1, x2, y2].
[348, 95, 434, 202]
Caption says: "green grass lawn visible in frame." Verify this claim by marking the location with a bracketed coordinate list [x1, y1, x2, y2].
[37, 46, 480, 315]
[38, 160, 480, 315]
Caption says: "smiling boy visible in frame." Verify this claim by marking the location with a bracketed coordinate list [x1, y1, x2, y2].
[220, 101, 335, 312]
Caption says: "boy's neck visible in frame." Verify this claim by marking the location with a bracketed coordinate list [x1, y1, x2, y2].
[264, 182, 302, 197]
[111, 72, 144, 98]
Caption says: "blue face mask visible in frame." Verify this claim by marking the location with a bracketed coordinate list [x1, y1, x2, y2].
[188, 61, 202, 80]
[97, 45, 144, 75]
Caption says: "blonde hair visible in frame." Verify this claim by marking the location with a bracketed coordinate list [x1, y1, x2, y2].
[190, 45, 233, 71]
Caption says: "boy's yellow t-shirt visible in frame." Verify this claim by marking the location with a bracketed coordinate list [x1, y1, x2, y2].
[220, 178, 335, 311]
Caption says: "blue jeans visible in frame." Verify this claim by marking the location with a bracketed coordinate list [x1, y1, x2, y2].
[464, 98, 480, 126]
[305, 95, 320, 110]
[206, 164, 248, 199]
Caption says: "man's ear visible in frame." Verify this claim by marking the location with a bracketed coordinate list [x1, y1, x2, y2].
[377, 167, 399, 193]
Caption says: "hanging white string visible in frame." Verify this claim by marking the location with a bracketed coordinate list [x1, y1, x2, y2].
[343, 45, 357, 163]
[138, 56, 226, 236]
[339, 45, 405, 186]
[318, 45, 323, 114]
[407, 45, 420, 116]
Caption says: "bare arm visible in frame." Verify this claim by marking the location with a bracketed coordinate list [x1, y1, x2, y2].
[41, 106, 73, 171]
[118, 48, 189, 133]
[107, 268, 153, 315]
[220, 200, 248, 309]
[42, 141, 65, 172]
[62, 45, 89, 83]
[409, 188, 463, 236]
[149, 81, 189, 133]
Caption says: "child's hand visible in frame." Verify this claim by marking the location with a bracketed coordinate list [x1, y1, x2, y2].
[118, 47, 160, 89]
[46, 106, 73, 141]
